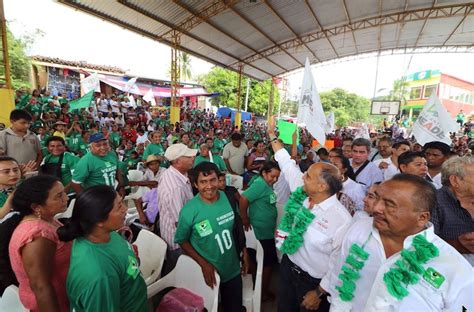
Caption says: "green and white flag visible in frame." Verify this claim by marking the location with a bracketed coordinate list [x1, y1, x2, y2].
[69, 91, 94, 110]
[412, 95, 459, 145]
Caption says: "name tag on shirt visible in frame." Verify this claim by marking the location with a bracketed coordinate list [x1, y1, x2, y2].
[423, 267, 445, 289]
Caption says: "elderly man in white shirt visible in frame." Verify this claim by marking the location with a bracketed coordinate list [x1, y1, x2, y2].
[157, 143, 197, 274]
[268, 119, 352, 312]
[318, 174, 473, 311]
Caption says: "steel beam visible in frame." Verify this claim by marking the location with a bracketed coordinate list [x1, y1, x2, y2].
[118, 0, 273, 78]
[222, 1, 304, 67]
[263, 0, 320, 63]
[304, 0, 339, 58]
[443, 6, 473, 45]
[235, 3, 473, 66]
[342, 0, 359, 54]
[172, 0, 288, 72]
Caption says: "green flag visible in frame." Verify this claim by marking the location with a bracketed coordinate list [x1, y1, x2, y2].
[277, 120, 299, 144]
[69, 91, 94, 110]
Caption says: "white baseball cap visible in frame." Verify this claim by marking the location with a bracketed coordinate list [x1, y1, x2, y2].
[164, 143, 197, 161]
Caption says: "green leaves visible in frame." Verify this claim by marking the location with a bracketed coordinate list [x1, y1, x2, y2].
[197, 67, 279, 115]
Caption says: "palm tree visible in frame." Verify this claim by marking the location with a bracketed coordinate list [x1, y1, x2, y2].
[179, 52, 192, 82]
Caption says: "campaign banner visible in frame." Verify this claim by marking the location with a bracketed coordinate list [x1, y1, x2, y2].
[412, 95, 459, 145]
[297, 57, 327, 145]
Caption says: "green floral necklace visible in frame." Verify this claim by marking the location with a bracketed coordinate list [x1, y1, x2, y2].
[336, 232, 439, 303]
[277, 187, 315, 254]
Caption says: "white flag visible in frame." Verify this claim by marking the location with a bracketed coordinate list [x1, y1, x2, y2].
[128, 95, 137, 108]
[123, 77, 138, 93]
[354, 123, 370, 140]
[325, 111, 335, 133]
[412, 95, 459, 146]
[297, 58, 327, 145]
[143, 88, 156, 106]
[80, 73, 100, 95]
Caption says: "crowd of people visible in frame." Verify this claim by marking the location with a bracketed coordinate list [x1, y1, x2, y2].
[0, 87, 472, 312]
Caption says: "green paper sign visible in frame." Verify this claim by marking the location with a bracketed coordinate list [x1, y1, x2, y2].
[278, 120, 299, 144]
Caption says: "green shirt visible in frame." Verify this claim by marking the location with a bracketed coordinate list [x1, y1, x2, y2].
[194, 155, 227, 172]
[66, 133, 82, 153]
[43, 152, 80, 190]
[110, 132, 122, 148]
[142, 143, 164, 160]
[175, 192, 240, 283]
[67, 232, 147, 312]
[212, 138, 226, 155]
[77, 139, 90, 156]
[242, 176, 277, 240]
[72, 151, 118, 189]
[28, 104, 42, 117]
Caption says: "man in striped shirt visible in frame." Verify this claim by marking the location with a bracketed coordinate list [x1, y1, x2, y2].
[158, 143, 197, 274]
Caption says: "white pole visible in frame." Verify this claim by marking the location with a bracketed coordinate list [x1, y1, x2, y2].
[244, 78, 250, 112]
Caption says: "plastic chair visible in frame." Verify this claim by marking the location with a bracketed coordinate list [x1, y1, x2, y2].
[147, 255, 220, 312]
[0, 285, 27, 312]
[125, 170, 145, 206]
[55, 198, 75, 219]
[242, 229, 263, 312]
[225, 174, 243, 190]
[134, 230, 167, 286]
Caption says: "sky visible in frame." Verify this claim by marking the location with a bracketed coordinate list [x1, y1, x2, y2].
[5, 0, 474, 99]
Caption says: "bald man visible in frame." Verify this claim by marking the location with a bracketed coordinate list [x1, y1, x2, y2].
[268, 119, 352, 312]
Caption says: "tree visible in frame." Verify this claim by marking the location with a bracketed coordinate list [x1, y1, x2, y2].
[0, 27, 37, 90]
[166, 52, 193, 82]
[179, 52, 192, 82]
[319, 88, 372, 127]
[197, 67, 279, 116]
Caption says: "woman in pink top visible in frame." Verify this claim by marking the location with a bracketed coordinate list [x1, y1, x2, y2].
[8, 175, 71, 312]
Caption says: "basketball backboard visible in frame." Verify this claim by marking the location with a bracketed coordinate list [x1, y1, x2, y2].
[371, 100, 401, 115]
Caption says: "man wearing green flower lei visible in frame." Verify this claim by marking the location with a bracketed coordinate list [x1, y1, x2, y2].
[268, 118, 353, 312]
[317, 174, 473, 311]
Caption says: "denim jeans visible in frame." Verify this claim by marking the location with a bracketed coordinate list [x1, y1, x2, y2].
[277, 255, 330, 312]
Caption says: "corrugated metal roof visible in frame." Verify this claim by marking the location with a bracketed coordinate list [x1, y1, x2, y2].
[57, 0, 474, 80]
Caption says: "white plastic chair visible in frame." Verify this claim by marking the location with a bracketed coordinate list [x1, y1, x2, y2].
[125, 170, 145, 206]
[242, 229, 263, 312]
[134, 230, 167, 286]
[225, 174, 243, 190]
[0, 285, 27, 312]
[147, 255, 220, 312]
[55, 198, 75, 219]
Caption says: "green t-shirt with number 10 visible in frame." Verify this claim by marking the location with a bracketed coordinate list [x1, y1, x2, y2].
[72, 151, 118, 190]
[175, 191, 240, 283]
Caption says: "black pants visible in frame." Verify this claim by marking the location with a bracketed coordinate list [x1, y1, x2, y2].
[277, 255, 330, 312]
[220, 274, 243, 312]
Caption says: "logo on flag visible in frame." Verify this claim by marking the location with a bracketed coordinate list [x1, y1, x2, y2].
[297, 58, 327, 145]
[412, 95, 459, 145]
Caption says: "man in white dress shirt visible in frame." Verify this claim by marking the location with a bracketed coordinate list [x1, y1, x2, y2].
[317, 174, 473, 311]
[350, 138, 383, 189]
[268, 119, 352, 312]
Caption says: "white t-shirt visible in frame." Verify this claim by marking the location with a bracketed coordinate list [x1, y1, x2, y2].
[222, 142, 248, 175]
[109, 100, 120, 113]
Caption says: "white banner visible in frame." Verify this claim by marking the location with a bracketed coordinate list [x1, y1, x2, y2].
[297, 58, 327, 145]
[143, 88, 156, 106]
[325, 111, 335, 133]
[412, 95, 459, 146]
[123, 77, 138, 93]
[80, 73, 100, 95]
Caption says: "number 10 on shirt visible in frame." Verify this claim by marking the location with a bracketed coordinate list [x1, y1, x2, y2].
[215, 230, 232, 254]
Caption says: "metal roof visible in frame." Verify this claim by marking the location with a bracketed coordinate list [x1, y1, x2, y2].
[57, 0, 474, 80]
